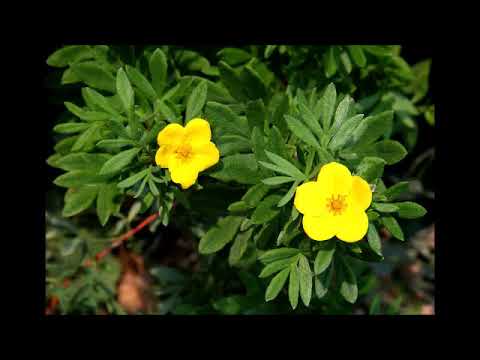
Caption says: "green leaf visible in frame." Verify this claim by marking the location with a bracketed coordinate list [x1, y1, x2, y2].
[240, 64, 267, 99]
[259, 247, 300, 264]
[369, 294, 381, 314]
[61, 68, 80, 84]
[117, 168, 149, 188]
[54, 153, 111, 172]
[97, 139, 136, 150]
[71, 61, 115, 92]
[53, 122, 91, 134]
[251, 194, 283, 224]
[83, 88, 122, 118]
[96, 183, 119, 226]
[205, 101, 249, 138]
[99, 147, 140, 175]
[246, 99, 266, 132]
[148, 178, 160, 196]
[71, 122, 103, 152]
[149, 48, 168, 96]
[314, 240, 336, 275]
[372, 203, 399, 213]
[285, 114, 320, 148]
[64, 102, 111, 122]
[350, 111, 394, 149]
[242, 183, 270, 207]
[262, 176, 295, 186]
[360, 140, 407, 165]
[288, 262, 300, 309]
[347, 46, 366, 67]
[125, 65, 157, 103]
[210, 154, 261, 185]
[157, 100, 179, 124]
[264, 45, 277, 58]
[339, 50, 352, 74]
[218, 61, 249, 102]
[198, 216, 243, 254]
[324, 47, 337, 78]
[316, 83, 336, 131]
[331, 95, 353, 133]
[62, 185, 98, 217]
[217, 48, 252, 66]
[186, 80, 208, 121]
[259, 257, 296, 278]
[264, 151, 306, 181]
[265, 267, 290, 302]
[298, 254, 312, 306]
[47, 45, 93, 67]
[355, 157, 386, 182]
[116, 68, 134, 114]
[314, 265, 333, 299]
[297, 102, 323, 137]
[53, 170, 106, 188]
[382, 216, 404, 241]
[329, 114, 364, 151]
[384, 181, 410, 201]
[339, 257, 358, 304]
[229, 228, 253, 265]
[367, 223, 382, 256]
[394, 201, 427, 219]
[277, 181, 299, 207]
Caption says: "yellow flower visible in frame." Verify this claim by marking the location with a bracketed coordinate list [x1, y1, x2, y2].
[155, 118, 220, 189]
[293, 162, 372, 242]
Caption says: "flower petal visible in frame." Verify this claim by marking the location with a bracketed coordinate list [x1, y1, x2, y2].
[185, 118, 211, 147]
[317, 162, 352, 196]
[191, 142, 220, 172]
[351, 175, 372, 211]
[155, 145, 173, 168]
[335, 209, 368, 243]
[169, 160, 199, 189]
[294, 181, 329, 216]
[157, 123, 185, 146]
[302, 214, 338, 241]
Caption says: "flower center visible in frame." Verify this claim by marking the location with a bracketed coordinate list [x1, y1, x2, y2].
[326, 194, 347, 216]
[175, 144, 193, 162]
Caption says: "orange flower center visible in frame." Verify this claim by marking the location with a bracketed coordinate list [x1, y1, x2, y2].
[174, 144, 193, 161]
[326, 194, 347, 216]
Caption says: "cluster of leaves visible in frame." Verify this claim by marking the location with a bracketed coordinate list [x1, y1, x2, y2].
[46, 45, 430, 313]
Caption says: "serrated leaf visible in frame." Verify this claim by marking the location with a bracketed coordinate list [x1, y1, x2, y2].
[149, 48, 168, 96]
[367, 223, 382, 256]
[285, 114, 320, 148]
[382, 216, 404, 241]
[99, 147, 140, 175]
[265, 267, 290, 302]
[62, 185, 98, 217]
[314, 240, 336, 275]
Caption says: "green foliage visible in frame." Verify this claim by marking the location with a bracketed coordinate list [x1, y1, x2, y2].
[46, 44, 431, 315]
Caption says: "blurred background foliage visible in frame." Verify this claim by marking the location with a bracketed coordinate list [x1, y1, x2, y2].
[45, 45, 433, 315]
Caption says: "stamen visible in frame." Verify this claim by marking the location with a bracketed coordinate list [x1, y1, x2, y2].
[326, 194, 347, 216]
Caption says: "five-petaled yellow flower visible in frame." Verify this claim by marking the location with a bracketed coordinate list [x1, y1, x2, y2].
[155, 118, 220, 189]
[294, 162, 372, 242]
